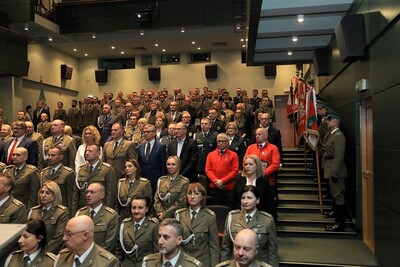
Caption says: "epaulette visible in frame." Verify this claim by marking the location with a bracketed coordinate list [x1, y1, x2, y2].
[176, 208, 186, 214]
[11, 250, 23, 255]
[58, 248, 71, 254]
[105, 207, 116, 214]
[5, 165, 13, 169]
[147, 217, 159, 224]
[63, 166, 73, 172]
[45, 252, 57, 260]
[78, 164, 87, 169]
[139, 177, 148, 182]
[260, 262, 273, 267]
[57, 204, 67, 210]
[228, 209, 240, 215]
[215, 260, 231, 267]
[184, 254, 202, 266]
[27, 164, 38, 171]
[203, 207, 215, 216]
[41, 166, 50, 172]
[102, 162, 112, 167]
[119, 178, 127, 182]
[98, 248, 114, 260]
[30, 205, 41, 210]
[180, 175, 189, 182]
[259, 210, 272, 218]
[122, 217, 132, 223]
[143, 253, 158, 261]
[78, 206, 89, 211]
[12, 198, 23, 206]
[159, 175, 168, 180]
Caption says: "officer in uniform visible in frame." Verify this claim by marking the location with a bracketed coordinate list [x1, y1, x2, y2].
[0, 173, 27, 266]
[217, 229, 272, 267]
[5, 249, 56, 267]
[3, 147, 41, 209]
[41, 146, 75, 215]
[55, 215, 119, 267]
[0, 161, 6, 172]
[142, 218, 202, 267]
[72, 144, 117, 215]
[75, 182, 119, 253]
[116, 195, 159, 267]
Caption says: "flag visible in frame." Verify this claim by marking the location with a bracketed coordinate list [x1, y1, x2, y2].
[296, 78, 307, 141]
[38, 76, 46, 101]
[286, 80, 294, 122]
[305, 86, 319, 150]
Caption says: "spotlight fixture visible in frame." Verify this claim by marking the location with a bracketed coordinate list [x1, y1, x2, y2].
[48, 37, 53, 41]
[73, 48, 77, 52]
[292, 36, 298, 42]
[297, 14, 304, 23]
[84, 53, 88, 56]
[121, 51, 125, 54]
[155, 43, 159, 47]
[162, 49, 166, 52]
[140, 30, 144, 36]
[191, 41, 195, 45]
[242, 44, 246, 48]
[24, 23, 29, 31]
[240, 38, 244, 42]
[92, 33, 96, 39]
[111, 46, 115, 49]
[181, 27, 185, 33]
[288, 51, 293, 55]
[135, 7, 153, 23]
[197, 47, 201, 50]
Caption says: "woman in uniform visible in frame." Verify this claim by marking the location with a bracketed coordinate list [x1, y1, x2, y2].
[5, 219, 56, 266]
[175, 182, 220, 267]
[28, 181, 68, 254]
[117, 159, 153, 220]
[221, 185, 278, 267]
[154, 156, 189, 221]
[116, 194, 159, 267]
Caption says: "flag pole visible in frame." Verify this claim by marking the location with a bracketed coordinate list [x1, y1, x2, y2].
[316, 148, 323, 213]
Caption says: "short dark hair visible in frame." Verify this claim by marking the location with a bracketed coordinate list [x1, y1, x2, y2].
[26, 219, 47, 251]
[240, 185, 260, 200]
[160, 218, 183, 237]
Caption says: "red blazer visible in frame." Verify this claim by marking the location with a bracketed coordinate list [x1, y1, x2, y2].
[245, 142, 280, 186]
[205, 148, 239, 191]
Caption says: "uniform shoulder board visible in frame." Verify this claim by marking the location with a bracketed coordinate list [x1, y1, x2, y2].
[119, 178, 127, 182]
[105, 207, 116, 214]
[41, 166, 50, 172]
[215, 260, 231, 267]
[180, 175, 189, 182]
[143, 253, 158, 261]
[260, 262, 272, 267]
[57, 204, 67, 210]
[64, 135, 74, 141]
[63, 166, 73, 172]
[98, 248, 114, 260]
[228, 209, 240, 215]
[58, 248, 71, 254]
[78, 206, 89, 212]
[139, 177, 148, 182]
[31, 205, 41, 210]
[159, 175, 168, 180]
[26, 164, 38, 171]
[122, 217, 132, 223]
[259, 210, 272, 218]
[148, 217, 159, 224]
[12, 198, 23, 206]
[176, 208, 186, 214]
[184, 254, 202, 266]
[203, 208, 215, 216]
[79, 164, 87, 169]
[4, 165, 13, 169]
[11, 250, 23, 255]
[102, 162, 112, 167]
[45, 252, 57, 260]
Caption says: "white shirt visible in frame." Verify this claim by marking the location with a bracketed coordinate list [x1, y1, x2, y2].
[177, 138, 186, 157]
[163, 250, 182, 267]
[7, 136, 24, 162]
[74, 242, 95, 267]
[0, 195, 10, 206]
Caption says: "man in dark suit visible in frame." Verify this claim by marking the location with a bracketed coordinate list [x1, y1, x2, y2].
[208, 108, 226, 133]
[167, 122, 199, 182]
[1, 121, 38, 166]
[138, 124, 167, 193]
[32, 100, 50, 131]
[97, 104, 118, 146]
[165, 101, 182, 126]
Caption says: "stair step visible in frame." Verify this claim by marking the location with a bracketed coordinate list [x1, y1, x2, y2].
[278, 212, 334, 223]
[277, 224, 357, 236]
[279, 193, 332, 201]
[278, 203, 333, 212]
[278, 185, 326, 193]
[278, 178, 324, 185]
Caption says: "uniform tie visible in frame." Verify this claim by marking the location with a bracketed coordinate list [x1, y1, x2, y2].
[129, 181, 135, 189]
[246, 215, 252, 223]
[90, 210, 95, 218]
[89, 165, 94, 173]
[164, 260, 172, 267]
[74, 257, 81, 267]
[42, 208, 48, 218]
[191, 211, 197, 223]
[23, 255, 30, 267]
[219, 149, 224, 155]
[51, 168, 56, 176]
[113, 141, 119, 154]
[135, 223, 140, 233]
[229, 138, 233, 146]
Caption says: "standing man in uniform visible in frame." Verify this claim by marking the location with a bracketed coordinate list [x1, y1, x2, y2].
[25, 121, 44, 169]
[323, 112, 348, 232]
[194, 118, 218, 177]
[97, 104, 118, 146]
[66, 99, 81, 134]
[76, 182, 119, 253]
[142, 218, 202, 267]
[55, 215, 119, 266]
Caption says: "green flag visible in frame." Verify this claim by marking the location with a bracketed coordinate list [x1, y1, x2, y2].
[39, 78, 46, 101]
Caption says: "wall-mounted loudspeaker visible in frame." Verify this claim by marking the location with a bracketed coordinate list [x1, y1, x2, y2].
[61, 64, 73, 80]
[95, 69, 108, 83]
[264, 65, 276, 77]
[148, 67, 161, 81]
[205, 64, 218, 79]
[313, 48, 329, 76]
[335, 13, 365, 63]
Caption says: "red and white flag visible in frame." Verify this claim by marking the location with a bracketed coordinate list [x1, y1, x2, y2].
[305, 86, 319, 150]
[296, 78, 307, 141]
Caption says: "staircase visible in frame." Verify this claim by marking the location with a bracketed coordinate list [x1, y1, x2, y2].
[277, 147, 378, 267]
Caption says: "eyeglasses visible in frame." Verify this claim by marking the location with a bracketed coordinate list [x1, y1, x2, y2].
[217, 140, 228, 143]
[186, 191, 202, 196]
[12, 127, 23, 131]
[63, 230, 86, 239]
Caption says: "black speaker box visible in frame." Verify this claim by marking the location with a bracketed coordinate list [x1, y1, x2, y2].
[264, 65, 276, 77]
[335, 13, 365, 62]
[95, 69, 108, 83]
[313, 48, 329, 76]
[205, 64, 218, 79]
[61, 64, 73, 80]
[148, 67, 161, 81]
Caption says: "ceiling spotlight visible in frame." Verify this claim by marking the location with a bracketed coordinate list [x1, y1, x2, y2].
[155, 43, 159, 47]
[162, 49, 166, 52]
[84, 53, 88, 56]
[111, 46, 115, 49]
[24, 23, 29, 31]
[288, 51, 293, 55]
[242, 44, 246, 48]
[297, 14, 304, 23]
[240, 38, 244, 42]
[191, 41, 195, 45]
[292, 36, 298, 42]
[197, 47, 201, 50]
[73, 48, 77, 52]
[140, 30, 144, 36]
[48, 37, 53, 41]
[181, 27, 185, 33]
[92, 33, 96, 39]
[121, 51, 125, 54]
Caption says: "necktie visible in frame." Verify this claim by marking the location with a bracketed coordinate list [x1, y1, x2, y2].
[246, 215, 252, 223]
[53, 136, 58, 143]
[42, 208, 48, 218]
[145, 142, 151, 160]
[89, 165, 94, 173]
[229, 138, 233, 146]
[164, 261, 172, 267]
[259, 144, 263, 149]
[74, 257, 81, 267]
[23, 256, 30, 267]
[171, 113, 175, 121]
[51, 168, 56, 176]
[113, 141, 119, 154]
[15, 168, 21, 176]
[219, 149, 224, 155]
[129, 181, 134, 189]
[135, 223, 140, 233]
[7, 138, 18, 165]
[90, 210, 95, 218]
[191, 211, 197, 223]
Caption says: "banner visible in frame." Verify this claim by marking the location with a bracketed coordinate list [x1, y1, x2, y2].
[296, 78, 307, 141]
[38, 77, 46, 101]
[305, 86, 319, 150]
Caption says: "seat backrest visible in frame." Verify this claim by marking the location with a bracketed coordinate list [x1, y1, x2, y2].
[205, 205, 230, 234]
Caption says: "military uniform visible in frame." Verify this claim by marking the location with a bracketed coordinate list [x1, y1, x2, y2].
[28, 204, 69, 254]
[80, 103, 98, 128]
[175, 208, 220, 267]
[37, 121, 51, 139]
[66, 106, 81, 133]
[43, 134, 77, 170]
[131, 131, 146, 148]
[154, 175, 189, 218]
[216, 259, 272, 267]
[76, 204, 119, 253]
[4, 164, 41, 209]
[5, 249, 56, 267]
[71, 160, 117, 214]
[142, 250, 202, 267]
[116, 216, 159, 267]
[53, 109, 67, 121]
[193, 131, 218, 173]
[41, 165, 75, 215]
[0, 161, 6, 172]
[221, 209, 278, 267]
[103, 139, 137, 179]
[125, 126, 140, 140]
[117, 177, 153, 220]
[27, 132, 45, 170]
[55, 243, 119, 267]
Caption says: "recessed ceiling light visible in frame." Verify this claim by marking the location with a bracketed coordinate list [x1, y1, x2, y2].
[240, 38, 244, 42]
[197, 47, 201, 50]
[181, 27, 185, 33]
[297, 14, 304, 23]
[111, 46, 115, 49]
[242, 44, 246, 48]
[162, 49, 166, 52]
[155, 43, 159, 47]
[292, 36, 298, 42]
[85, 53, 88, 56]
[288, 51, 293, 55]
[48, 37, 53, 41]
[140, 30, 144, 36]
[73, 48, 77, 52]
[192, 41, 195, 45]
[24, 23, 29, 31]
[92, 33, 96, 39]
[121, 51, 124, 54]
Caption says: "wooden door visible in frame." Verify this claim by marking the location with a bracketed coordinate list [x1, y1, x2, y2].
[360, 99, 374, 253]
[274, 95, 295, 147]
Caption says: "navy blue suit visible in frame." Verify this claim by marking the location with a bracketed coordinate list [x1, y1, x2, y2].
[167, 138, 199, 182]
[1, 136, 38, 166]
[138, 140, 167, 193]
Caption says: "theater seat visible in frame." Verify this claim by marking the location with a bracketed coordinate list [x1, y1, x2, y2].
[205, 205, 229, 241]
